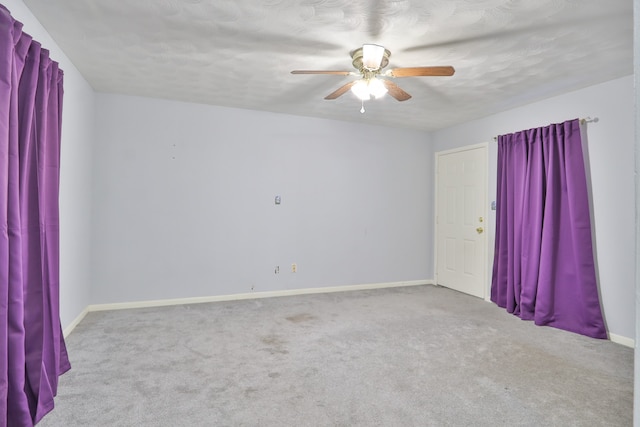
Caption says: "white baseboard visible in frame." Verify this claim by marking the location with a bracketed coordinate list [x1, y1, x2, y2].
[66, 279, 634, 349]
[609, 333, 634, 348]
[63, 306, 89, 338]
[87, 280, 433, 313]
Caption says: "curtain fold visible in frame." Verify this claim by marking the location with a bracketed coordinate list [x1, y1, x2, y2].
[491, 119, 606, 339]
[0, 5, 70, 426]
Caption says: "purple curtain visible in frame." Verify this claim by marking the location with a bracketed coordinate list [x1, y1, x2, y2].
[0, 5, 70, 426]
[491, 119, 607, 339]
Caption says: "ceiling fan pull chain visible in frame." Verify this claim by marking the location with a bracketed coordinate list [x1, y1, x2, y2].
[360, 100, 365, 114]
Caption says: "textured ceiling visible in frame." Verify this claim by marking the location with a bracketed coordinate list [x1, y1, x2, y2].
[21, 0, 633, 131]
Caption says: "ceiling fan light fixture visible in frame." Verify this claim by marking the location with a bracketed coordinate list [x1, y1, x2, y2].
[351, 79, 371, 101]
[351, 78, 387, 101]
[362, 44, 385, 70]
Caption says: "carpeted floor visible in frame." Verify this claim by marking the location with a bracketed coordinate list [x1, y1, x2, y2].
[39, 285, 633, 426]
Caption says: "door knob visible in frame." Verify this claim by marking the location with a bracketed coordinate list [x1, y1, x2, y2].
[476, 227, 484, 234]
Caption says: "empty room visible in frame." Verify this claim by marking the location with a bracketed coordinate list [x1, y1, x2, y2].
[1, 0, 636, 426]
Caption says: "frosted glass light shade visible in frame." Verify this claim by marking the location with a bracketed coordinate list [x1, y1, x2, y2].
[369, 78, 388, 98]
[350, 78, 388, 100]
[362, 44, 385, 70]
[351, 80, 371, 100]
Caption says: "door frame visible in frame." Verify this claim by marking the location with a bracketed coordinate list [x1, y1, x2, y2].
[434, 142, 491, 300]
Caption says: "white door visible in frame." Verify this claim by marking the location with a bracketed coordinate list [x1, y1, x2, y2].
[436, 145, 487, 299]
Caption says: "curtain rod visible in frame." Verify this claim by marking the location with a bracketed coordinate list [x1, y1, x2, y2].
[580, 116, 599, 124]
[492, 117, 599, 141]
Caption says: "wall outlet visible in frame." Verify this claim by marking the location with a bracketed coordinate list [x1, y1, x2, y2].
[291, 263, 297, 273]
[275, 266, 279, 274]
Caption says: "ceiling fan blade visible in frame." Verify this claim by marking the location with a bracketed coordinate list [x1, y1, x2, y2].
[325, 81, 357, 100]
[388, 66, 455, 77]
[291, 70, 352, 75]
[383, 80, 411, 101]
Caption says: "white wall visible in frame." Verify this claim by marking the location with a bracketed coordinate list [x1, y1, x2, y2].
[4, 0, 95, 329]
[433, 75, 635, 342]
[91, 94, 433, 304]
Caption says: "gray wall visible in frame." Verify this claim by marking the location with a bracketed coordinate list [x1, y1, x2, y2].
[91, 95, 434, 304]
[5, 0, 95, 329]
[433, 76, 635, 341]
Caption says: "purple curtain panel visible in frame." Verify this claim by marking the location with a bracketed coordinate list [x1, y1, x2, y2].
[0, 5, 70, 426]
[491, 119, 607, 339]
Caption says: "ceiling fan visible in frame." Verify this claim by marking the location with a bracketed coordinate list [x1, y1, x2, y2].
[291, 44, 455, 105]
